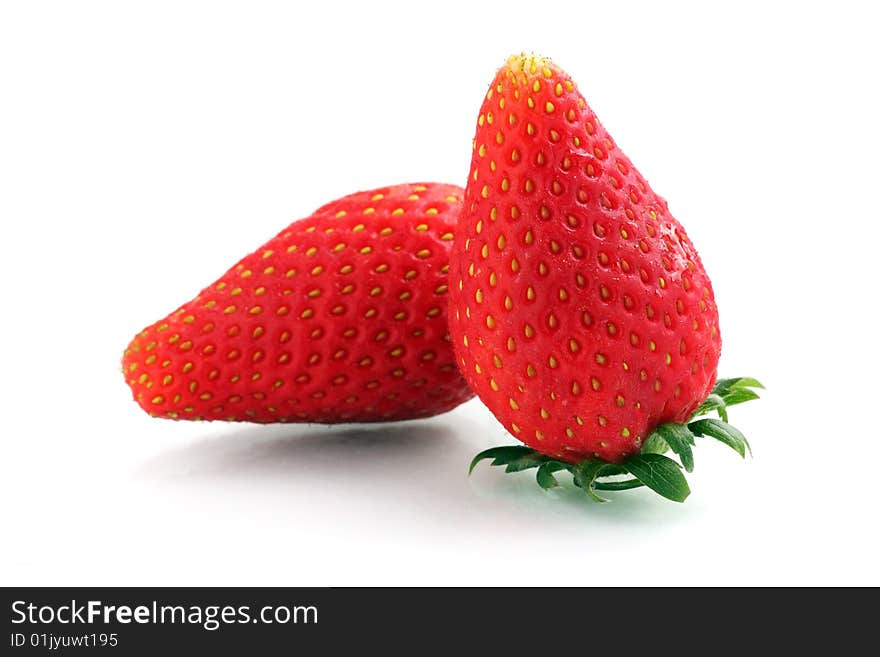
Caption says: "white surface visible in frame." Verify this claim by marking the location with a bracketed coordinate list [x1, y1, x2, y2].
[1, 1, 878, 586]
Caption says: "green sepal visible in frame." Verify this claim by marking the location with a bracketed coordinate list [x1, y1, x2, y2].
[640, 433, 671, 454]
[690, 418, 751, 457]
[535, 461, 568, 489]
[653, 423, 696, 472]
[721, 387, 760, 407]
[503, 451, 550, 473]
[694, 393, 728, 422]
[713, 377, 764, 409]
[468, 374, 761, 505]
[714, 377, 764, 393]
[468, 446, 536, 474]
[571, 461, 609, 503]
[622, 454, 691, 503]
[593, 478, 645, 492]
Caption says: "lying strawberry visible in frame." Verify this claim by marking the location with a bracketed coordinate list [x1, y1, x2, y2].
[123, 182, 474, 423]
[451, 54, 759, 501]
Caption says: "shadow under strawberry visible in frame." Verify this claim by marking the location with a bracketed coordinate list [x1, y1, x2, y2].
[137, 421, 459, 481]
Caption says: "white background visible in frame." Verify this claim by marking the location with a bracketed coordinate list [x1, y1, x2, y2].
[2, 1, 878, 586]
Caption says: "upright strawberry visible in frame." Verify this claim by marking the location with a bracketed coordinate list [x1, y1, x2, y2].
[453, 55, 759, 501]
[123, 183, 474, 423]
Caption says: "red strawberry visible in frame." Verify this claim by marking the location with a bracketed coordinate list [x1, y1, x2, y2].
[123, 182, 474, 423]
[450, 55, 721, 464]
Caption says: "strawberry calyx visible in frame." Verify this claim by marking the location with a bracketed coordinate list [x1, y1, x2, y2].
[469, 377, 763, 503]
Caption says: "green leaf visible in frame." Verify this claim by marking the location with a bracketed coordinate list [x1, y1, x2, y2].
[571, 461, 608, 503]
[622, 454, 691, 502]
[504, 451, 549, 473]
[730, 376, 764, 390]
[640, 433, 671, 455]
[536, 461, 568, 489]
[694, 393, 726, 420]
[654, 423, 696, 472]
[597, 464, 627, 477]
[721, 388, 760, 407]
[468, 446, 535, 474]
[690, 418, 751, 457]
[713, 377, 764, 397]
[594, 478, 645, 492]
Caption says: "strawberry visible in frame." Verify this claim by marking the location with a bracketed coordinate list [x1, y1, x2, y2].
[123, 182, 474, 423]
[450, 54, 724, 468]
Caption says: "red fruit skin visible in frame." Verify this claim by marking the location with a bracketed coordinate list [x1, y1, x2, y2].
[123, 182, 474, 423]
[449, 55, 721, 464]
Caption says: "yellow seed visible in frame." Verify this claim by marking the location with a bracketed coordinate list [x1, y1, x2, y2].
[509, 398, 519, 410]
